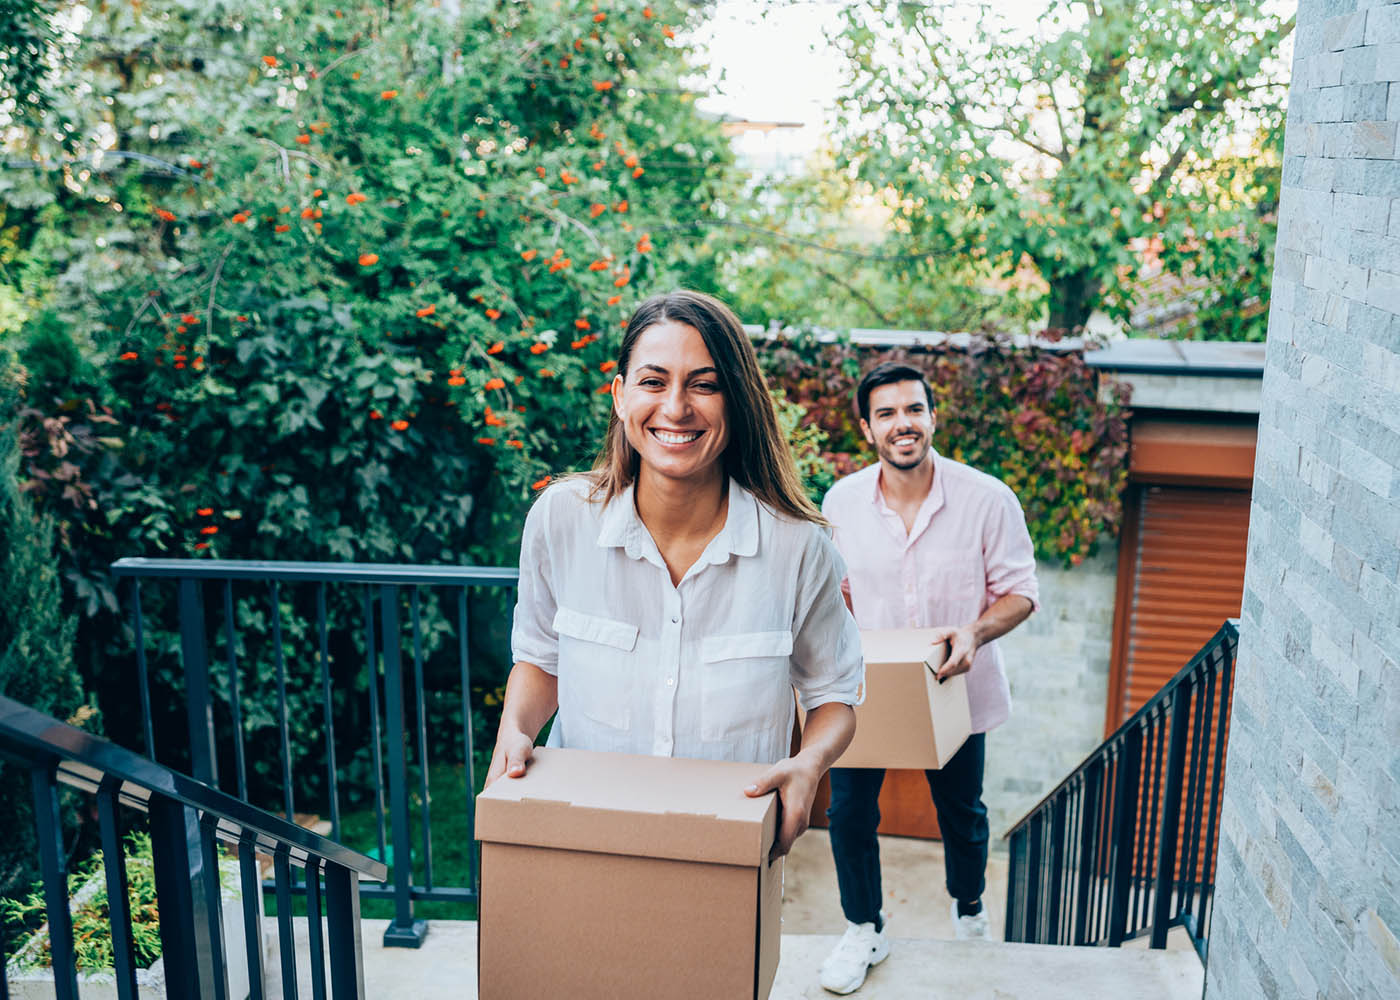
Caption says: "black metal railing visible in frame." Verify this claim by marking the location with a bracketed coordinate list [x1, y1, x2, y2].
[0, 694, 387, 999]
[108, 558, 520, 948]
[1003, 621, 1238, 961]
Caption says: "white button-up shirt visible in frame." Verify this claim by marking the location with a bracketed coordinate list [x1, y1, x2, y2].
[511, 477, 865, 765]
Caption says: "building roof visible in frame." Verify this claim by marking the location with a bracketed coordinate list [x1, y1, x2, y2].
[1084, 339, 1266, 378]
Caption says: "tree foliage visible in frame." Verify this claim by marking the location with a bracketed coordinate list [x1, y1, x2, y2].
[832, 0, 1291, 335]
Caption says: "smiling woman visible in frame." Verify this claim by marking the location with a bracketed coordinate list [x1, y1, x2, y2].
[485, 290, 865, 860]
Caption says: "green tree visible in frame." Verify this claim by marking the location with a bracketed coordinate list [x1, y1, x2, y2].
[0, 353, 85, 893]
[832, 0, 1292, 334]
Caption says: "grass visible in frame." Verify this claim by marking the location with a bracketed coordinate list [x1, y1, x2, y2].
[265, 761, 483, 923]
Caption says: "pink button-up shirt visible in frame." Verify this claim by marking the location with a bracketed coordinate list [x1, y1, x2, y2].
[821, 455, 1040, 733]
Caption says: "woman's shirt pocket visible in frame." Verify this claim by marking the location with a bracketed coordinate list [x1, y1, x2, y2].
[698, 629, 793, 742]
[553, 606, 638, 730]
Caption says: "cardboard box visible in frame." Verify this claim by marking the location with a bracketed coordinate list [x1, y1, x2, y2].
[821, 628, 972, 770]
[475, 747, 782, 1000]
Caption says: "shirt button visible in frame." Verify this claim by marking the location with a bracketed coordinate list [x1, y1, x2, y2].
[666, 677, 675, 686]
[671, 616, 679, 624]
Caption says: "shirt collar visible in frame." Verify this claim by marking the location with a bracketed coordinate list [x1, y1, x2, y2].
[596, 477, 760, 566]
[872, 451, 945, 537]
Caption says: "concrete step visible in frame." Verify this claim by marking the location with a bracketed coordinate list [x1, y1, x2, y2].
[262, 919, 1205, 999]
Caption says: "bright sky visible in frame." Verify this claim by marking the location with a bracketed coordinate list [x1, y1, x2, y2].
[692, 1, 1058, 124]
[689, 0, 1058, 164]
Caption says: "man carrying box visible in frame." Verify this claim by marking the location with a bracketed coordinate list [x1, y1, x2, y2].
[817, 362, 1039, 995]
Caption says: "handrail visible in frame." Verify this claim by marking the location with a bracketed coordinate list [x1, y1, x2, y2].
[112, 556, 520, 587]
[0, 697, 386, 881]
[1, 695, 384, 1000]
[1002, 621, 1239, 962]
[1005, 620, 1239, 837]
[107, 556, 519, 948]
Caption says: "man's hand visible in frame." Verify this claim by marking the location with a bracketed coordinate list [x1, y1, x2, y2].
[484, 728, 537, 787]
[744, 751, 824, 860]
[928, 624, 979, 681]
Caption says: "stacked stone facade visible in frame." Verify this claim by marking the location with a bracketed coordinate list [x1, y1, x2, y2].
[1205, 2, 1400, 997]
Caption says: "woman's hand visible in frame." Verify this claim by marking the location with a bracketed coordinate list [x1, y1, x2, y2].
[482, 661, 559, 788]
[744, 701, 856, 858]
[484, 727, 537, 787]
[744, 750, 824, 859]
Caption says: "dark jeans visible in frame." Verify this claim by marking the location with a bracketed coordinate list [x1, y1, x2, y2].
[826, 733, 989, 927]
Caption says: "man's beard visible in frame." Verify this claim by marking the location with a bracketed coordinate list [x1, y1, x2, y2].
[878, 432, 930, 470]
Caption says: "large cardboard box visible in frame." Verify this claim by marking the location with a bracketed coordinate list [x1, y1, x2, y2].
[827, 628, 972, 770]
[475, 747, 782, 1000]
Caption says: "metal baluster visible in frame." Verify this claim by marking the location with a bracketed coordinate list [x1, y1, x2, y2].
[317, 584, 341, 841]
[1072, 761, 1100, 945]
[1151, 681, 1194, 948]
[148, 794, 215, 997]
[179, 578, 219, 785]
[380, 584, 427, 946]
[325, 863, 367, 1000]
[1199, 641, 1236, 952]
[224, 581, 249, 801]
[1181, 666, 1213, 921]
[199, 813, 231, 1000]
[410, 588, 433, 892]
[274, 845, 298, 1000]
[363, 586, 388, 872]
[96, 776, 140, 1000]
[1024, 812, 1042, 942]
[1004, 828, 1023, 942]
[31, 761, 78, 1000]
[305, 859, 328, 1000]
[131, 577, 156, 758]
[457, 586, 478, 893]
[270, 581, 295, 827]
[1107, 728, 1142, 947]
[239, 831, 266, 1000]
[1134, 711, 1162, 934]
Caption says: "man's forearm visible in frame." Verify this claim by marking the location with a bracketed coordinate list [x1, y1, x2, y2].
[971, 594, 1035, 645]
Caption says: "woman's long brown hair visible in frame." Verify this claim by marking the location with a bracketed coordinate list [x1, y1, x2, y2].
[584, 289, 824, 525]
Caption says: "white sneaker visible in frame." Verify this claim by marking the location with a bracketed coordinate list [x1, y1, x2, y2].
[950, 898, 990, 940]
[819, 913, 891, 995]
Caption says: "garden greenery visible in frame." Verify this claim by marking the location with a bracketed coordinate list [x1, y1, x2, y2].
[2, 0, 1128, 827]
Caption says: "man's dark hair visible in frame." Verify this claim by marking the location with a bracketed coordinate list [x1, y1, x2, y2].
[855, 362, 935, 423]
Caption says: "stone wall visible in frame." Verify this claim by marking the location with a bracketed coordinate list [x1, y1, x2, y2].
[1204, 2, 1400, 997]
[986, 548, 1118, 839]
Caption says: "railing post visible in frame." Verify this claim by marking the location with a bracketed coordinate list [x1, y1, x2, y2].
[149, 793, 218, 998]
[1024, 812, 1043, 942]
[1107, 726, 1143, 947]
[96, 776, 140, 999]
[1047, 795, 1067, 943]
[179, 577, 218, 785]
[380, 584, 427, 947]
[1003, 828, 1023, 942]
[31, 760, 79, 1000]
[325, 863, 368, 1000]
[1150, 684, 1194, 948]
[1072, 761, 1101, 945]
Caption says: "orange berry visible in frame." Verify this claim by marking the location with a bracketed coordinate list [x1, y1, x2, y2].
[381, 89, 398, 100]
[487, 341, 505, 354]
[358, 252, 379, 266]
[522, 249, 538, 261]
[485, 308, 502, 320]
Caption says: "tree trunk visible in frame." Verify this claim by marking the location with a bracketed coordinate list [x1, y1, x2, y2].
[1046, 270, 1102, 333]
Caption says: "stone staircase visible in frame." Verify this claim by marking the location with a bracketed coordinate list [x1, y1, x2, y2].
[265, 918, 1204, 999]
[263, 831, 1203, 998]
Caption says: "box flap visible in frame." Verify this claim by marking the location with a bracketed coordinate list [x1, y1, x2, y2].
[860, 628, 949, 673]
[476, 748, 778, 867]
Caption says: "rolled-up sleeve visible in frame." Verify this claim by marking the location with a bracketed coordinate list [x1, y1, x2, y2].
[510, 489, 560, 674]
[983, 483, 1040, 612]
[789, 527, 865, 711]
